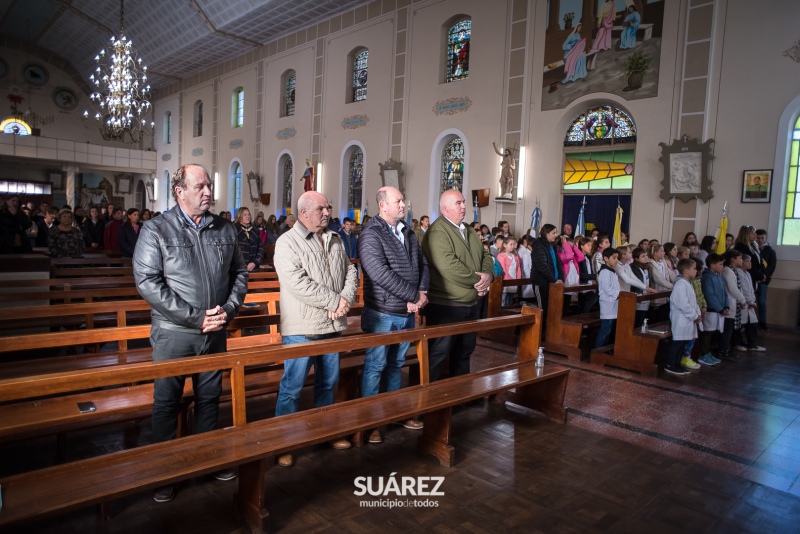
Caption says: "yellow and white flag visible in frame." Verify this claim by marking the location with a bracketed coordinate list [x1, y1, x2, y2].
[715, 202, 728, 254]
[612, 204, 623, 248]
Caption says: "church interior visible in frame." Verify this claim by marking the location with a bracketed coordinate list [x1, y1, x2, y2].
[1, 0, 799, 532]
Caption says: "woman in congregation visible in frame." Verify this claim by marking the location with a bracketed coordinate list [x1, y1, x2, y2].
[141, 209, 152, 222]
[234, 207, 263, 273]
[531, 224, 564, 331]
[49, 208, 84, 258]
[118, 208, 142, 259]
[733, 225, 765, 291]
[647, 243, 676, 323]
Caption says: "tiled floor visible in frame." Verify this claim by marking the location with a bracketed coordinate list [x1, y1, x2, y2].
[2, 327, 799, 532]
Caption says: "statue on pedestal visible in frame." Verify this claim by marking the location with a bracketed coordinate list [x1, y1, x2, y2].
[493, 142, 516, 198]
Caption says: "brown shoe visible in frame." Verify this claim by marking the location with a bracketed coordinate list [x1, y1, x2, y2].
[397, 419, 424, 430]
[330, 438, 352, 450]
[277, 454, 294, 467]
[368, 429, 382, 444]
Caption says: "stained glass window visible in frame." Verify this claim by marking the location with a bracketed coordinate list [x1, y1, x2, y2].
[164, 112, 171, 144]
[352, 50, 368, 102]
[440, 137, 465, 194]
[233, 88, 244, 127]
[285, 72, 296, 117]
[781, 115, 800, 245]
[446, 20, 471, 83]
[233, 163, 242, 215]
[0, 118, 31, 135]
[194, 100, 203, 137]
[564, 106, 637, 147]
[282, 157, 293, 212]
[348, 148, 364, 219]
[563, 150, 634, 190]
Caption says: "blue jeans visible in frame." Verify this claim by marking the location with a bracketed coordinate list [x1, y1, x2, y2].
[595, 319, 615, 348]
[757, 284, 768, 324]
[360, 307, 415, 397]
[275, 333, 341, 417]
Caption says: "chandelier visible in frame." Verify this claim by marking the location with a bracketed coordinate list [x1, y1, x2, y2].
[83, 0, 154, 143]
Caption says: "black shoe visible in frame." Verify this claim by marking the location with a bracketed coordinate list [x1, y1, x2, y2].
[759, 323, 769, 331]
[664, 366, 689, 376]
[153, 485, 175, 503]
[720, 352, 739, 362]
[213, 469, 236, 481]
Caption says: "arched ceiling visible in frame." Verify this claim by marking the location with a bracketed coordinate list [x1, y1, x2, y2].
[0, 0, 372, 90]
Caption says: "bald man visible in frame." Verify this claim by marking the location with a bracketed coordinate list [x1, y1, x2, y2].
[420, 190, 494, 382]
[358, 187, 429, 442]
[273, 191, 359, 466]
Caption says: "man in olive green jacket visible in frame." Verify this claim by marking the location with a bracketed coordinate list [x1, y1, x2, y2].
[421, 190, 494, 381]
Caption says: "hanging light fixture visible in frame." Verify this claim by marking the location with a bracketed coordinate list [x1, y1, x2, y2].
[83, 0, 154, 143]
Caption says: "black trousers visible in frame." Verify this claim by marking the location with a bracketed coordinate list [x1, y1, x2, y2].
[150, 324, 227, 443]
[421, 302, 480, 382]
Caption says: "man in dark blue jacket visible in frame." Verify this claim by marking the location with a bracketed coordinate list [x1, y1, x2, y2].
[338, 217, 358, 259]
[357, 186, 429, 443]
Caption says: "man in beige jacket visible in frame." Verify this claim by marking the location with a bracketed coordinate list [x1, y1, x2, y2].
[273, 191, 359, 467]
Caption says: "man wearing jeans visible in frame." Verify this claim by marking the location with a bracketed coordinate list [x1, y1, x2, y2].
[273, 191, 359, 467]
[134, 164, 248, 503]
[358, 186, 429, 444]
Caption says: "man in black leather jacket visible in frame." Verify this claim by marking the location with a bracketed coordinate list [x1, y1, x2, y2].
[133, 163, 248, 503]
[357, 186, 429, 443]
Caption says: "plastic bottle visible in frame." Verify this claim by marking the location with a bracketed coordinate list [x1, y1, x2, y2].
[535, 347, 545, 368]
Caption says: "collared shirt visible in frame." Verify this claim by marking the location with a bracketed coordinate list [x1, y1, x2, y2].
[442, 215, 467, 240]
[386, 219, 406, 246]
[179, 206, 208, 231]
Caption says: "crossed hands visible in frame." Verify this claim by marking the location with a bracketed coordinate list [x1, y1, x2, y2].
[694, 315, 702, 324]
[328, 296, 351, 320]
[644, 287, 657, 294]
[202, 305, 226, 333]
[407, 291, 429, 313]
[474, 272, 493, 297]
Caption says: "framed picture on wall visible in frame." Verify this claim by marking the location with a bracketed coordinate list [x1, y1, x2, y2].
[741, 170, 772, 203]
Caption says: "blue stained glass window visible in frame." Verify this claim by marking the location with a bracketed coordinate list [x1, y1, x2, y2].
[564, 105, 636, 147]
[285, 72, 296, 117]
[194, 100, 203, 137]
[348, 148, 363, 211]
[353, 50, 368, 102]
[164, 111, 171, 144]
[282, 157, 293, 211]
[446, 20, 471, 83]
[233, 88, 244, 127]
[440, 137, 464, 194]
[233, 163, 242, 215]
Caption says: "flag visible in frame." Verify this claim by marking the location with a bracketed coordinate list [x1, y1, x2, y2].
[612, 203, 623, 247]
[406, 201, 413, 227]
[714, 202, 728, 254]
[576, 196, 586, 237]
[473, 197, 479, 223]
[530, 199, 541, 236]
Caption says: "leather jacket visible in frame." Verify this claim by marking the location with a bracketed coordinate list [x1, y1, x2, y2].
[133, 205, 248, 333]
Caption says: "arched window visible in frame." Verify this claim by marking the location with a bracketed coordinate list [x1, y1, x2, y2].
[445, 19, 471, 83]
[0, 118, 31, 135]
[164, 111, 172, 144]
[282, 157, 293, 213]
[347, 147, 364, 221]
[283, 71, 296, 117]
[233, 87, 244, 127]
[232, 163, 242, 215]
[193, 100, 203, 137]
[562, 105, 637, 191]
[440, 137, 465, 194]
[781, 115, 800, 245]
[352, 50, 368, 102]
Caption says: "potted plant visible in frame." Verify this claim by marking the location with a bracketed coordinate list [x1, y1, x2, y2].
[563, 12, 575, 29]
[623, 50, 650, 90]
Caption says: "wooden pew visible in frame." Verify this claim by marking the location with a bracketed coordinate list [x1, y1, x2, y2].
[481, 276, 532, 345]
[590, 290, 672, 376]
[543, 282, 600, 361]
[52, 266, 134, 278]
[0, 309, 563, 533]
[50, 257, 133, 268]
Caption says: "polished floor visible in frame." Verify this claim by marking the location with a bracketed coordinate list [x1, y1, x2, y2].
[2, 327, 799, 533]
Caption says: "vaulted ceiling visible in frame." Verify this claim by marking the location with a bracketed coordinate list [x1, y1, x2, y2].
[1, 0, 372, 91]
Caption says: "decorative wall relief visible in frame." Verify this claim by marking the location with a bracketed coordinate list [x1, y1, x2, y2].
[161, 153, 172, 161]
[658, 135, 715, 203]
[341, 115, 369, 130]
[433, 97, 472, 116]
[191, 148, 203, 156]
[276, 127, 296, 140]
[783, 40, 800, 62]
[229, 139, 244, 149]
[541, 0, 665, 111]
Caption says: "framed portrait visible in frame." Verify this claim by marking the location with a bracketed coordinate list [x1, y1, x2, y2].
[741, 170, 772, 203]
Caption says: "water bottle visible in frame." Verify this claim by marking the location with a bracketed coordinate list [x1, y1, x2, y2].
[641, 319, 648, 333]
[535, 347, 545, 368]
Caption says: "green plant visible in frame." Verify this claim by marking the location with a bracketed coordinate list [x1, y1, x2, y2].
[623, 50, 650, 77]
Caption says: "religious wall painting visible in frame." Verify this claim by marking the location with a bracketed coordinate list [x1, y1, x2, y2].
[657, 135, 715, 203]
[78, 172, 119, 213]
[541, 0, 665, 111]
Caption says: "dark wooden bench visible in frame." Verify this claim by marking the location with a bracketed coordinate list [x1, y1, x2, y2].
[0, 309, 563, 533]
[52, 266, 134, 278]
[481, 276, 533, 345]
[590, 290, 672, 376]
[543, 282, 600, 361]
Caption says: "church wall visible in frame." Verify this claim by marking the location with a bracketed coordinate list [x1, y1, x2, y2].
[181, 83, 215, 184]
[218, 66, 258, 212]
[153, 95, 180, 213]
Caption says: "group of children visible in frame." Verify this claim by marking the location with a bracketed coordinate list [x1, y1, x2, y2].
[485, 225, 767, 377]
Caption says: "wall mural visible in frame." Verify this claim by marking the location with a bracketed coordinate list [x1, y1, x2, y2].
[78, 172, 122, 213]
[541, 0, 664, 111]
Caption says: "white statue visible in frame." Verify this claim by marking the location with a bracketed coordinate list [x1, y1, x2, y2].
[493, 142, 515, 198]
